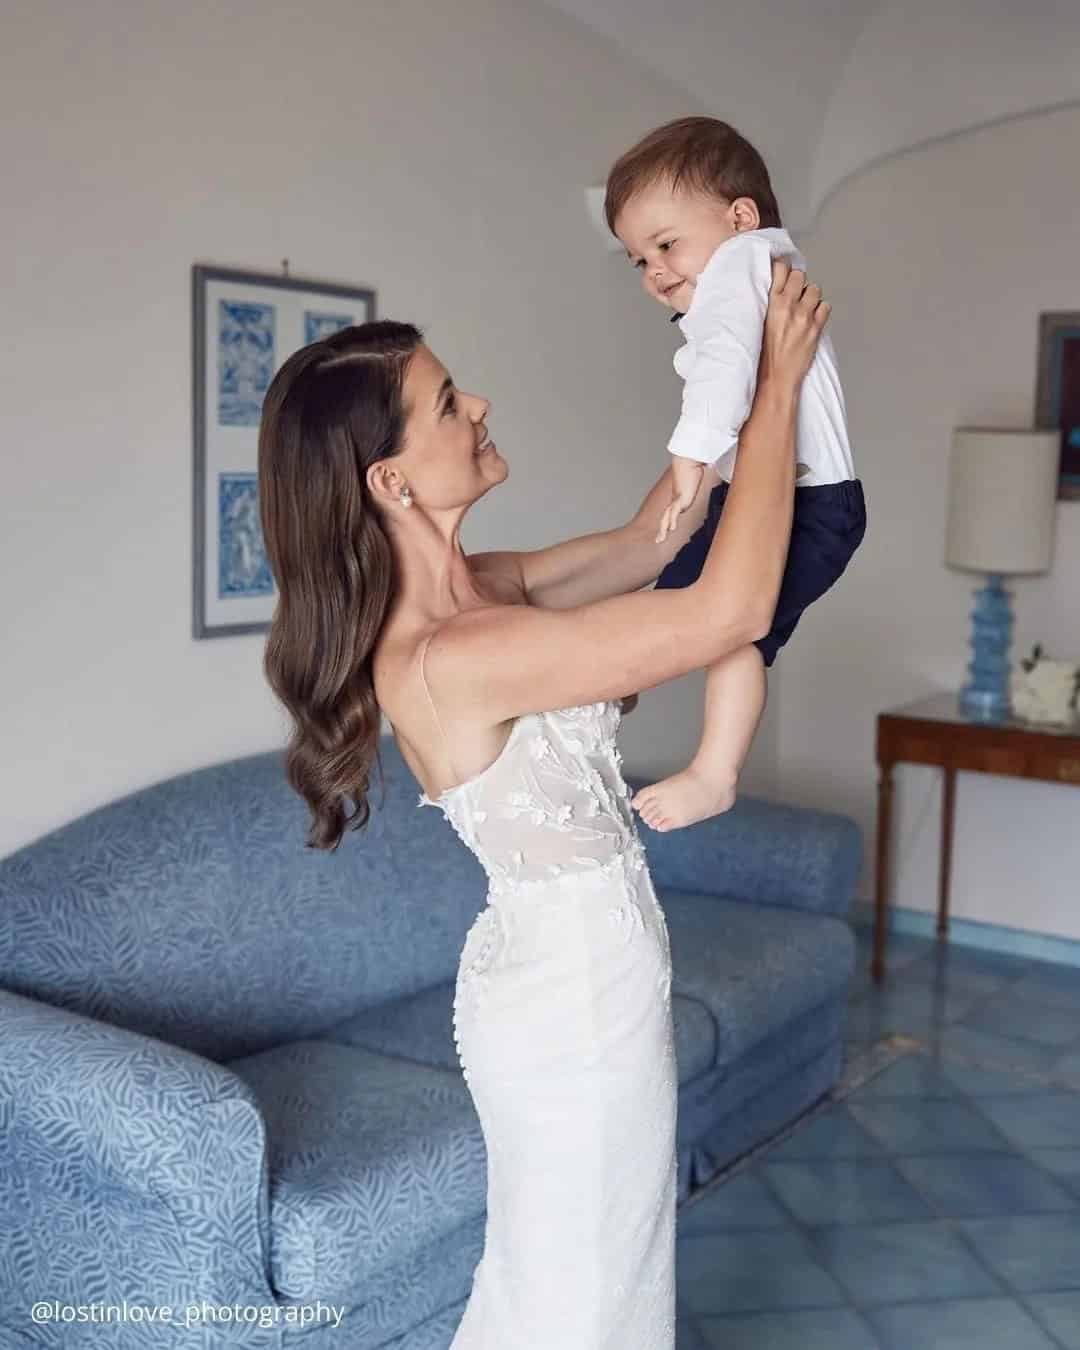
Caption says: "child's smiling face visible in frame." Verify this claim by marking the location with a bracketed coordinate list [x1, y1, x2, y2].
[614, 179, 756, 312]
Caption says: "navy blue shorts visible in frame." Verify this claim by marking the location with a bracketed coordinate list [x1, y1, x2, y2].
[654, 477, 867, 667]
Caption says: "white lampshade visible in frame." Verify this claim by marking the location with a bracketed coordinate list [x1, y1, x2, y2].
[944, 427, 1059, 575]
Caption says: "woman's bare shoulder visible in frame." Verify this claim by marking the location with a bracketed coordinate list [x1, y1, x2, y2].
[373, 573, 528, 735]
[374, 606, 522, 797]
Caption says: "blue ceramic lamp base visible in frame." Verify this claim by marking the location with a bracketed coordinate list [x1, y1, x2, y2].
[959, 573, 1013, 723]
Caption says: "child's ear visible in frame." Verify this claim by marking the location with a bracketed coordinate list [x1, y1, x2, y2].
[731, 196, 760, 232]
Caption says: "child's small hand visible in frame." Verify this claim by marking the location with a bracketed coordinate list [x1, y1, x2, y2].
[655, 458, 705, 544]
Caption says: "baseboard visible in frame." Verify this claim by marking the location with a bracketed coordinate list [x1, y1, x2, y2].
[850, 900, 1080, 971]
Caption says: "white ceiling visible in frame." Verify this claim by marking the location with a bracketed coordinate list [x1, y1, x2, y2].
[549, 0, 1080, 234]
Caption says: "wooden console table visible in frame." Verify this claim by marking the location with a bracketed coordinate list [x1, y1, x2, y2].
[874, 692, 1080, 981]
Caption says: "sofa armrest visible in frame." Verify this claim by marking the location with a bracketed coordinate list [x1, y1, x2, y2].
[0, 989, 274, 1332]
[627, 783, 862, 919]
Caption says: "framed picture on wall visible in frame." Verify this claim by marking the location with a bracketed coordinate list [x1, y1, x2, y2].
[1035, 310, 1080, 502]
[192, 263, 376, 638]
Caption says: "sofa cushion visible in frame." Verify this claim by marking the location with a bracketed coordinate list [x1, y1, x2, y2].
[326, 981, 717, 1085]
[659, 890, 854, 1070]
[634, 786, 863, 918]
[224, 1039, 486, 1306]
[323, 983, 462, 1071]
[0, 742, 491, 1062]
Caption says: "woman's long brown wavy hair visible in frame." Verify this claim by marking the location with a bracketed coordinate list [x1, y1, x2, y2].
[258, 320, 424, 852]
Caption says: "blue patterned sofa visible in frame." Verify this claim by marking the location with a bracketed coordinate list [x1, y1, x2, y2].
[0, 738, 860, 1349]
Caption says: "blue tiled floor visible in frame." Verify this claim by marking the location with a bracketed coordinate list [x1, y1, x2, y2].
[675, 931, 1080, 1348]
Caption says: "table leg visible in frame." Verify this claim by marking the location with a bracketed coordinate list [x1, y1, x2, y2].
[873, 759, 894, 983]
[938, 765, 956, 940]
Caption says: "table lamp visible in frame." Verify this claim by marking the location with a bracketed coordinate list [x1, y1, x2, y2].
[944, 427, 1059, 722]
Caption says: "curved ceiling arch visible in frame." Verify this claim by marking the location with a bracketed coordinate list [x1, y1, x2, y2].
[804, 0, 1080, 231]
[549, 0, 1080, 238]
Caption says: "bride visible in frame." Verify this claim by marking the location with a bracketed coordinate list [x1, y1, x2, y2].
[257, 259, 829, 1347]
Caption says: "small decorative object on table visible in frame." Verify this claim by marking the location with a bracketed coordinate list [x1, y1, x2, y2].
[1010, 644, 1080, 726]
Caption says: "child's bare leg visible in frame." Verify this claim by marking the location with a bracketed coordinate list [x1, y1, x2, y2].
[631, 644, 767, 831]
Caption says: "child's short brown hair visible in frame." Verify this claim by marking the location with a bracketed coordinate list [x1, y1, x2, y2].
[604, 116, 782, 235]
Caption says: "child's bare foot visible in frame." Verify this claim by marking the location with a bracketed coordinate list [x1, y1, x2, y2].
[630, 765, 737, 831]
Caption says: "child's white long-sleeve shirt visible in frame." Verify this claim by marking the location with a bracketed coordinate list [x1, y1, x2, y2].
[668, 227, 855, 488]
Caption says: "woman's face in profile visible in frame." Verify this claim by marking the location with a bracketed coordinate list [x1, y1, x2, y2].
[398, 345, 507, 509]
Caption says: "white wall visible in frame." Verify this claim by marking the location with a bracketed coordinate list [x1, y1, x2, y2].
[779, 103, 1080, 939]
[3, 0, 781, 857]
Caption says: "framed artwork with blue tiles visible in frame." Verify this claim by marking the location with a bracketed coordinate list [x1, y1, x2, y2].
[192, 264, 376, 638]
[1035, 310, 1080, 502]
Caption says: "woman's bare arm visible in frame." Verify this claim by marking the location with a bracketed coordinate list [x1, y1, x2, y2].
[432, 262, 828, 726]
[432, 382, 795, 719]
[469, 462, 721, 611]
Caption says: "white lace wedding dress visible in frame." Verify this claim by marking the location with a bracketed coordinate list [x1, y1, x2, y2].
[416, 683, 678, 1349]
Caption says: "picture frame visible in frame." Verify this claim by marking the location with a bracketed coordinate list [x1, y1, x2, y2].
[1034, 310, 1080, 502]
[192, 264, 376, 638]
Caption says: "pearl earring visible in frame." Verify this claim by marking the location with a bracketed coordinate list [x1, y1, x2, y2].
[400, 486, 413, 509]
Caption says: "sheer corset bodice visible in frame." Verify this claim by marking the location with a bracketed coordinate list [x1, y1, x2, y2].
[417, 699, 648, 899]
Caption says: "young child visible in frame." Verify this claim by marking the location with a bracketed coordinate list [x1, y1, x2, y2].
[605, 116, 867, 831]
